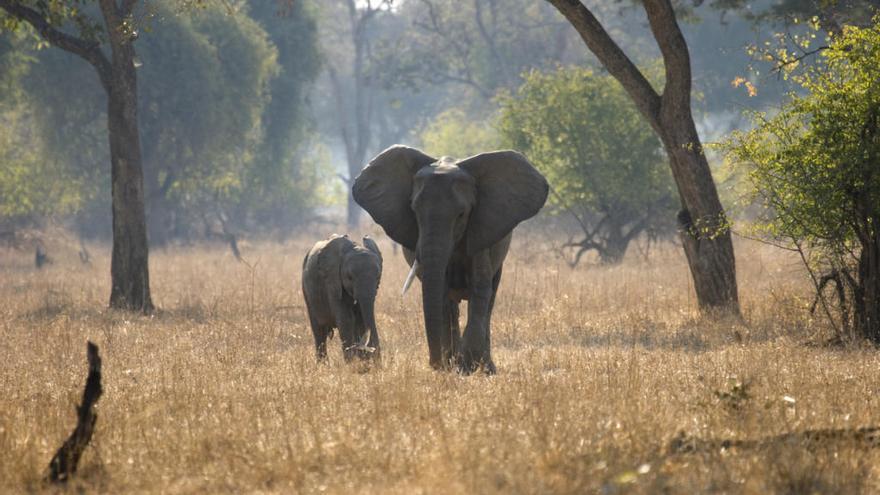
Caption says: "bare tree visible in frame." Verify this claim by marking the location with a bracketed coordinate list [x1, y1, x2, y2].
[546, 0, 739, 314]
[322, 0, 392, 228]
[0, 0, 153, 312]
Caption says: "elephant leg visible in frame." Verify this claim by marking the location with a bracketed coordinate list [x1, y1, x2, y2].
[442, 299, 461, 366]
[331, 300, 359, 362]
[459, 253, 495, 374]
[309, 315, 332, 362]
[351, 304, 377, 361]
[482, 268, 503, 374]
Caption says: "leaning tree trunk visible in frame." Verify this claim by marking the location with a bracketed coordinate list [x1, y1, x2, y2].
[659, 113, 738, 311]
[105, 10, 153, 312]
[546, 0, 740, 314]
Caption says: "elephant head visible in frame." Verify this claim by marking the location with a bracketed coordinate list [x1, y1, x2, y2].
[352, 146, 548, 367]
[353, 146, 548, 256]
[339, 236, 383, 354]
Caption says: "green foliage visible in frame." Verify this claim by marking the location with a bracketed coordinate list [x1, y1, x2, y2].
[0, 0, 322, 235]
[724, 20, 880, 339]
[726, 22, 880, 245]
[146, 2, 280, 204]
[498, 66, 675, 263]
[707, 0, 878, 30]
[242, 0, 322, 220]
[418, 108, 501, 158]
[0, 107, 85, 219]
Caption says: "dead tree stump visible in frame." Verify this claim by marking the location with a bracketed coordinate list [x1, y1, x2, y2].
[46, 342, 103, 483]
[35, 245, 52, 269]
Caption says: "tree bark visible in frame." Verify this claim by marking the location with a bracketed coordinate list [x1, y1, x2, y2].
[546, 0, 739, 313]
[854, 224, 880, 342]
[101, 0, 153, 312]
[106, 65, 152, 311]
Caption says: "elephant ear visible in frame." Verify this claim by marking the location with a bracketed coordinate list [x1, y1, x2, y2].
[458, 150, 549, 255]
[352, 146, 437, 251]
[362, 236, 382, 266]
[320, 235, 354, 300]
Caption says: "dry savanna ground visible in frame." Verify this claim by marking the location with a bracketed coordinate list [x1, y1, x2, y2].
[2, 227, 880, 494]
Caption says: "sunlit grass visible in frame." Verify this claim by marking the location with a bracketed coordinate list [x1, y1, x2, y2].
[1, 229, 878, 493]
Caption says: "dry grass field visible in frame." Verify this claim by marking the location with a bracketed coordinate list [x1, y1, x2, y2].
[2, 228, 880, 494]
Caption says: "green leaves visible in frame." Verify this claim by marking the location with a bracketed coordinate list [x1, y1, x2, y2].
[418, 108, 501, 159]
[0, 0, 323, 231]
[498, 66, 675, 229]
[725, 20, 880, 249]
[723, 18, 880, 337]
[0, 106, 86, 219]
[497, 65, 676, 263]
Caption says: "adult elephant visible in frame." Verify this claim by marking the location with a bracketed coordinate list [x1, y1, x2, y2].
[353, 146, 548, 373]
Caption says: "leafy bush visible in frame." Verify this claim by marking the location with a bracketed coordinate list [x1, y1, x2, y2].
[725, 20, 880, 342]
[498, 66, 676, 264]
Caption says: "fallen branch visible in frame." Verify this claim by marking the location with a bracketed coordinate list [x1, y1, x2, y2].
[668, 426, 880, 456]
[46, 341, 103, 483]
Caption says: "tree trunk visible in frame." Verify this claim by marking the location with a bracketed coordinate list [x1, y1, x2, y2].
[855, 229, 880, 343]
[597, 226, 627, 264]
[0, 0, 153, 312]
[105, 6, 153, 312]
[546, 0, 739, 314]
[346, 156, 363, 229]
[142, 130, 174, 247]
[659, 115, 739, 311]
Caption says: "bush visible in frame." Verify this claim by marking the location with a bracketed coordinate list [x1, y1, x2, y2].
[498, 66, 676, 264]
[724, 20, 880, 342]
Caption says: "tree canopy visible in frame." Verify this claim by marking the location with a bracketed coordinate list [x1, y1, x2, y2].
[0, 0, 322, 239]
[499, 66, 675, 264]
[725, 19, 880, 341]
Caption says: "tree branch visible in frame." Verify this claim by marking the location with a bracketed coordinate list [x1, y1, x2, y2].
[771, 45, 830, 74]
[0, 0, 111, 86]
[473, 0, 508, 85]
[544, 0, 661, 125]
[98, 0, 123, 41]
[643, 0, 692, 113]
[121, 0, 139, 16]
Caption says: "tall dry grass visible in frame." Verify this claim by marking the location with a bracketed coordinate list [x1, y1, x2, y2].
[1, 229, 878, 494]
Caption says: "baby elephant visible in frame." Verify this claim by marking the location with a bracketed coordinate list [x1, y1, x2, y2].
[302, 234, 383, 361]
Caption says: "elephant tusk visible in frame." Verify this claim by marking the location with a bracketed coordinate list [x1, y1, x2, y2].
[402, 260, 419, 296]
[349, 330, 376, 352]
[357, 330, 370, 348]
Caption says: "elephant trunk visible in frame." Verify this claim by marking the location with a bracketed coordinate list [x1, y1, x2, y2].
[419, 240, 453, 369]
[355, 281, 380, 356]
